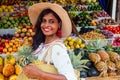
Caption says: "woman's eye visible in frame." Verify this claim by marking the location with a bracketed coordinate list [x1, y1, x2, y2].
[49, 20, 54, 24]
[42, 19, 46, 23]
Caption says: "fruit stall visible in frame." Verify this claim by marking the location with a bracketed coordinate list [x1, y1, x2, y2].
[0, 0, 120, 80]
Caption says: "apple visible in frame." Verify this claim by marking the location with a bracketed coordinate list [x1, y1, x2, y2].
[16, 29, 22, 33]
[1, 39, 5, 43]
[31, 32, 35, 36]
[5, 39, 9, 43]
[19, 25, 23, 29]
[15, 33, 20, 38]
[26, 26, 31, 29]
[26, 32, 31, 37]
[20, 33, 25, 38]
[1, 43, 5, 48]
[22, 28, 27, 33]
[0, 46, 3, 52]
[28, 29, 33, 33]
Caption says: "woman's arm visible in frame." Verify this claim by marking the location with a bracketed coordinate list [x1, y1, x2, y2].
[23, 63, 67, 80]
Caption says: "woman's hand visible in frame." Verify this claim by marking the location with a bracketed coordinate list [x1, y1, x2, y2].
[23, 63, 42, 79]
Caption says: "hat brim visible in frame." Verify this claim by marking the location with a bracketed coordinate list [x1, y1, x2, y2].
[28, 2, 72, 37]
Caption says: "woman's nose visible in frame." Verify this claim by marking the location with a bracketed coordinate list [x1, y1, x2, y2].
[44, 22, 50, 27]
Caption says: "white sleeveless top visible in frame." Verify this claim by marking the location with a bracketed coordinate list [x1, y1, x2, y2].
[34, 40, 77, 80]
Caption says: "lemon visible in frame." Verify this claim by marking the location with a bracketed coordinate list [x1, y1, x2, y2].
[66, 36, 72, 41]
[70, 45, 74, 49]
[75, 44, 80, 49]
[76, 38, 82, 45]
[64, 41, 68, 46]
[80, 44, 85, 48]
[69, 41, 74, 46]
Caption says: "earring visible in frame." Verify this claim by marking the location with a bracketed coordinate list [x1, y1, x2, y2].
[57, 26, 62, 37]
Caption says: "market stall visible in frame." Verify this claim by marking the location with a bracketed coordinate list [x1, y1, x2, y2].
[0, 0, 120, 80]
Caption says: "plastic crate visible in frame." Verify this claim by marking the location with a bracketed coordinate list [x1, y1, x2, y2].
[0, 29, 16, 36]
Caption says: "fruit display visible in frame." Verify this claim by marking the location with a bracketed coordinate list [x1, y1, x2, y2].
[0, 5, 14, 13]
[88, 50, 120, 77]
[3, 38, 23, 54]
[0, 54, 22, 79]
[0, 0, 120, 79]
[64, 36, 85, 50]
[0, 12, 32, 29]
[0, 16, 19, 29]
[113, 37, 120, 46]
[80, 30, 106, 40]
[103, 25, 120, 34]
[87, 4, 103, 11]
[98, 18, 117, 25]
[90, 11, 110, 20]
[1, 0, 21, 5]
[14, 25, 34, 44]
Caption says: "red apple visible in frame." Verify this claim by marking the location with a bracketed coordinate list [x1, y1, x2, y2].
[26, 32, 31, 37]
[26, 26, 31, 29]
[0, 46, 3, 52]
[28, 29, 33, 33]
[15, 33, 20, 38]
[20, 33, 25, 38]
[5, 39, 9, 43]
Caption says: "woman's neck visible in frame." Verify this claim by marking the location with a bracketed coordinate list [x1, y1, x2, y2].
[45, 35, 60, 44]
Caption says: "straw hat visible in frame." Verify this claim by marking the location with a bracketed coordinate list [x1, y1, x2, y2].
[28, 2, 72, 37]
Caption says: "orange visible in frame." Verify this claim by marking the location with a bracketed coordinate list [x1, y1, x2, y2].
[5, 44, 9, 48]
[9, 42, 13, 46]
[12, 48, 17, 52]
[3, 48, 7, 53]
[11, 40, 15, 43]
[8, 47, 12, 52]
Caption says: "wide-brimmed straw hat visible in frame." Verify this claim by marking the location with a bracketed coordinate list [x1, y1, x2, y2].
[28, 2, 72, 37]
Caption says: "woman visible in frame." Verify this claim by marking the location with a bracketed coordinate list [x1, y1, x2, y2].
[22, 3, 77, 80]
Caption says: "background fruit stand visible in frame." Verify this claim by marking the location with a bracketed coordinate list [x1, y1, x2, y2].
[0, 0, 120, 80]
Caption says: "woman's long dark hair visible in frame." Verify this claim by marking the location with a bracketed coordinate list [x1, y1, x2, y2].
[32, 8, 61, 50]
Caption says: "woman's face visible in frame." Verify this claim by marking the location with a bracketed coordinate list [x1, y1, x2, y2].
[40, 13, 61, 37]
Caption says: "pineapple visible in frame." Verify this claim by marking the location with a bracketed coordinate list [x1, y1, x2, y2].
[107, 51, 120, 63]
[69, 50, 89, 79]
[106, 61, 116, 71]
[95, 61, 108, 77]
[108, 71, 117, 77]
[17, 45, 37, 67]
[97, 50, 109, 62]
[89, 53, 101, 64]
[69, 50, 89, 71]
[115, 61, 120, 70]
